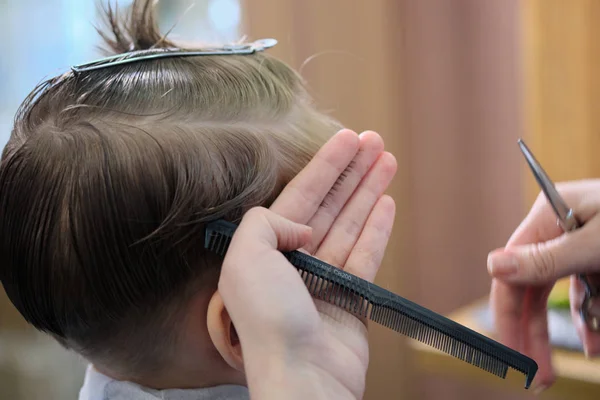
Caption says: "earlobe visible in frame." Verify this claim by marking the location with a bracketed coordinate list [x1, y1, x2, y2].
[206, 290, 244, 372]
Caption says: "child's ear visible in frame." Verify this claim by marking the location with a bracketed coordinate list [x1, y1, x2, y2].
[206, 290, 244, 372]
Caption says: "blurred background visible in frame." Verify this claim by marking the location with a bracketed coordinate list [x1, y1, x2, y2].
[1, 0, 599, 398]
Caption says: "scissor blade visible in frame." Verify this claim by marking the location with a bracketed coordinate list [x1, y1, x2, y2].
[517, 139, 572, 222]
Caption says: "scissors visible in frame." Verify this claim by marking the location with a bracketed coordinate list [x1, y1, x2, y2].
[518, 138, 600, 332]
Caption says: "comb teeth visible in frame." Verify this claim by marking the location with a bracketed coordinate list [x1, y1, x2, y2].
[298, 269, 371, 318]
[369, 304, 510, 379]
[288, 252, 371, 318]
[204, 221, 234, 256]
[204, 220, 538, 389]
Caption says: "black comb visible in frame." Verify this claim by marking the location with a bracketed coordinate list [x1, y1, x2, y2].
[205, 219, 538, 389]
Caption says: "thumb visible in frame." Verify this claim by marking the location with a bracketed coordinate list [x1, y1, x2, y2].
[487, 228, 600, 284]
[236, 207, 313, 253]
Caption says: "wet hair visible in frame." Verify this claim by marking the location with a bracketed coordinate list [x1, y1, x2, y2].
[0, 0, 341, 377]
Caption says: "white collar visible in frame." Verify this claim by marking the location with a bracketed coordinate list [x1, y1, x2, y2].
[78, 364, 249, 400]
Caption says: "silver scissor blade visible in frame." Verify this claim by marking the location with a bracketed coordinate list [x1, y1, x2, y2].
[517, 139, 572, 223]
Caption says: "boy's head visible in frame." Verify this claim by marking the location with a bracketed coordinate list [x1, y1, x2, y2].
[0, 0, 341, 386]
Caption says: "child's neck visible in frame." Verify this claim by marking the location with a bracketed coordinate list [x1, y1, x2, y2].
[95, 351, 245, 390]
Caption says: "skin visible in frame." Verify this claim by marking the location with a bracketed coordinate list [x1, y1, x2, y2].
[488, 180, 600, 393]
[219, 128, 397, 399]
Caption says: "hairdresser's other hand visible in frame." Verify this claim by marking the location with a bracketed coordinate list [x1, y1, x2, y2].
[219, 208, 366, 400]
[488, 179, 600, 391]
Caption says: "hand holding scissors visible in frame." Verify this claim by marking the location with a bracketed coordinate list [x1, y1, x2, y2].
[518, 139, 600, 332]
[488, 139, 600, 391]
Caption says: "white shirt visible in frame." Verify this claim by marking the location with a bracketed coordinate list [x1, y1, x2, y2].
[78, 365, 250, 400]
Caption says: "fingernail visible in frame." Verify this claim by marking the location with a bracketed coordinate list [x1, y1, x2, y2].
[487, 251, 519, 277]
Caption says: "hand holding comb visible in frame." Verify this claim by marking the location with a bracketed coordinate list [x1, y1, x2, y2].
[204, 219, 538, 389]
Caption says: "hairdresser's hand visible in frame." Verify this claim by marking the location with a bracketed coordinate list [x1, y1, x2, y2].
[221, 129, 396, 399]
[270, 128, 396, 288]
[488, 179, 600, 392]
[266, 128, 397, 397]
[220, 207, 368, 400]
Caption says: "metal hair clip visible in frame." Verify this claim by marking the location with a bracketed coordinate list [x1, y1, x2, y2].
[71, 38, 278, 73]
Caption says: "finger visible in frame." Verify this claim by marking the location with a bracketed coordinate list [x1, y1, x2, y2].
[224, 207, 312, 262]
[220, 207, 315, 310]
[219, 207, 319, 343]
[570, 275, 600, 357]
[314, 152, 397, 268]
[489, 210, 547, 351]
[489, 208, 549, 350]
[270, 129, 359, 223]
[501, 179, 600, 249]
[490, 281, 556, 390]
[302, 131, 385, 253]
[342, 195, 395, 283]
[526, 180, 600, 230]
[488, 217, 600, 285]
[488, 179, 600, 282]
[490, 279, 525, 352]
[503, 196, 564, 249]
[521, 285, 556, 391]
[490, 219, 556, 390]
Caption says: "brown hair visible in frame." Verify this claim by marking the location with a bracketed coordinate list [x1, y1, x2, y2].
[0, 0, 341, 376]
